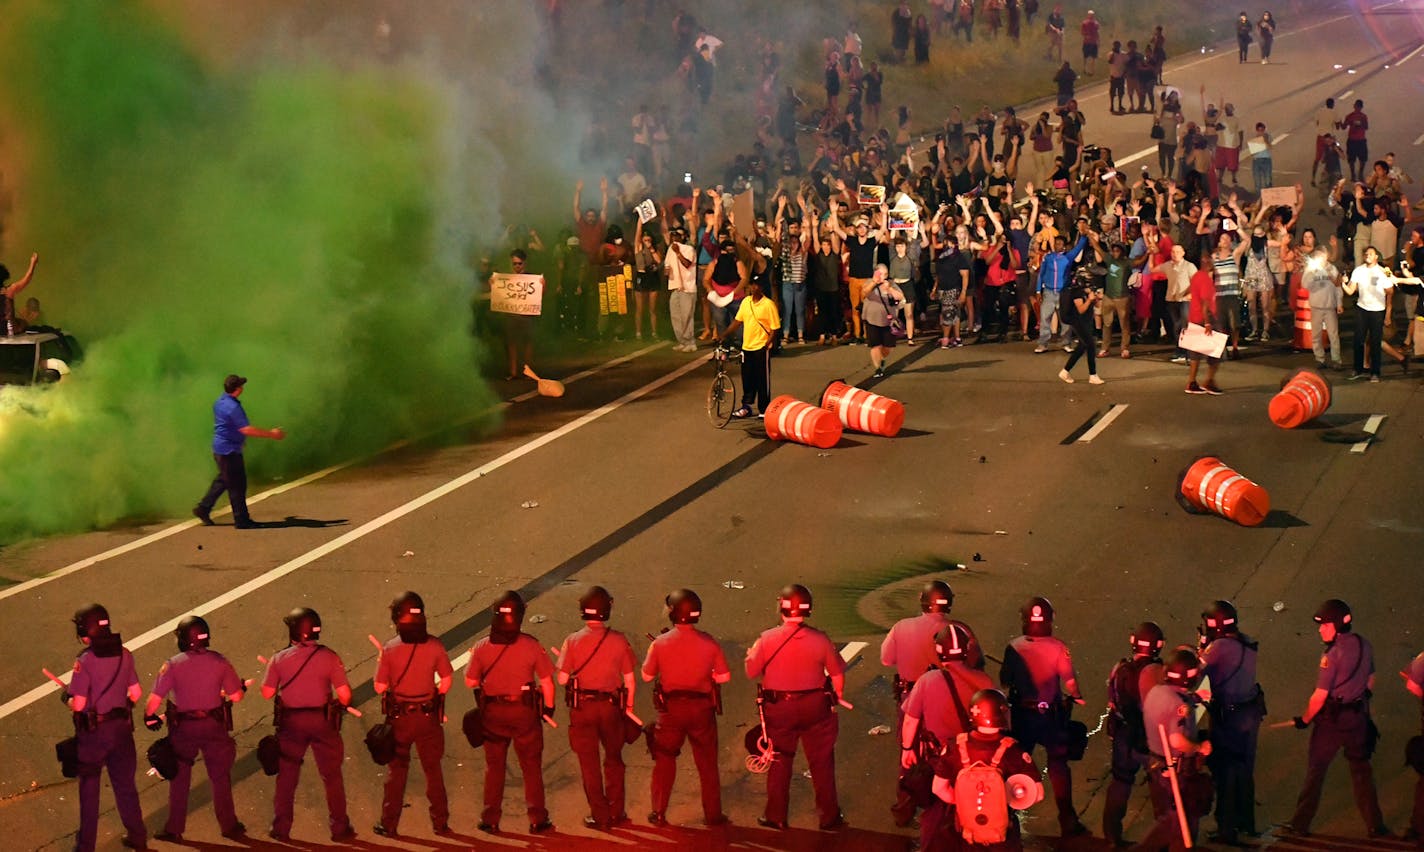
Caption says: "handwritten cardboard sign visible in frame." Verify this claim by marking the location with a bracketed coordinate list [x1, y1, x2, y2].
[490, 273, 545, 316]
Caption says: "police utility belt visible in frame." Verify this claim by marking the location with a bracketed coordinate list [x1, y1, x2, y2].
[760, 686, 827, 703]
[382, 694, 443, 718]
[893, 675, 916, 703]
[167, 700, 234, 731]
[273, 698, 344, 730]
[73, 706, 133, 733]
[654, 683, 722, 714]
[1015, 696, 1067, 714]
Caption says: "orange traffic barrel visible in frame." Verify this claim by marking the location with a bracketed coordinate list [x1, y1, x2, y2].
[764, 395, 843, 449]
[1269, 367, 1332, 429]
[1176, 456, 1271, 527]
[820, 379, 905, 437]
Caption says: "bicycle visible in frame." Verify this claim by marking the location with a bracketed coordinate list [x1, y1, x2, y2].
[707, 345, 741, 428]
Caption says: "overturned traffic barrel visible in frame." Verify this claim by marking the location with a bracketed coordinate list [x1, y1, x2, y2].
[1268, 367, 1331, 429]
[764, 395, 843, 449]
[1176, 456, 1271, 527]
[820, 379, 905, 437]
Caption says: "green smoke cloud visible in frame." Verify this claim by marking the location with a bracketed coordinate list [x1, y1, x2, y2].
[0, 0, 494, 544]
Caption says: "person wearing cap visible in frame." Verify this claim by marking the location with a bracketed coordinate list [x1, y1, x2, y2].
[1283, 600, 1393, 839]
[193, 374, 285, 530]
[642, 589, 731, 827]
[144, 616, 246, 843]
[465, 592, 556, 835]
[664, 210, 699, 352]
[557, 586, 638, 831]
[372, 593, 454, 838]
[745, 584, 847, 831]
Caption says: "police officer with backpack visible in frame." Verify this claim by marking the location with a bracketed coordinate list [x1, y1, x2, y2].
[999, 596, 1090, 839]
[903, 623, 994, 843]
[1198, 600, 1263, 845]
[372, 591, 454, 838]
[142, 615, 245, 843]
[927, 688, 1044, 851]
[1283, 599, 1393, 840]
[744, 583, 847, 831]
[260, 607, 356, 843]
[464, 591, 556, 835]
[65, 604, 148, 852]
[642, 588, 732, 827]
[1102, 621, 1165, 847]
[1139, 648, 1214, 850]
[557, 585, 639, 831]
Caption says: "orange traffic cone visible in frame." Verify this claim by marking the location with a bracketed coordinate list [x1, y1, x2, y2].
[764, 395, 843, 449]
[1176, 456, 1271, 527]
[1268, 368, 1331, 429]
[820, 379, 905, 437]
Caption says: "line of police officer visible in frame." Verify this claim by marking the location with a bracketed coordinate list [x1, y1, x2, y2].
[883, 584, 1418, 850]
[59, 583, 1423, 849]
[60, 581, 851, 848]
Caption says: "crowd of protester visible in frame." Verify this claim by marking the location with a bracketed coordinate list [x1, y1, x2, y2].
[484, 2, 1421, 399]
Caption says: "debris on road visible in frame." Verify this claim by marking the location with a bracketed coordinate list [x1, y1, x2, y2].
[529, 614, 548, 624]
[973, 553, 983, 562]
[521, 500, 540, 509]
[722, 580, 745, 590]
[1272, 601, 1286, 612]
[993, 530, 1008, 536]
[401, 550, 414, 557]
[868, 724, 893, 736]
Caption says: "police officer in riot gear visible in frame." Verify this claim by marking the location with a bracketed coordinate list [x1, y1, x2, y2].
[1102, 621, 1165, 847]
[260, 607, 356, 842]
[66, 604, 148, 852]
[557, 585, 639, 830]
[1198, 600, 1263, 844]
[642, 588, 732, 827]
[1140, 647, 1214, 849]
[465, 591, 556, 835]
[143, 615, 246, 842]
[883, 580, 958, 826]
[745, 584, 847, 831]
[1284, 599, 1393, 839]
[999, 596, 1089, 838]
[373, 591, 454, 838]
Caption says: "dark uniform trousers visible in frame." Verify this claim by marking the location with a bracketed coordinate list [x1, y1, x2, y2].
[273, 709, 349, 837]
[649, 695, 722, 819]
[1289, 703, 1385, 832]
[1103, 718, 1151, 844]
[76, 717, 147, 852]
[381, 709, 447, 831]
[1207, 700, 1262, 837]
[763, 692, 840, 826]
[1136, 763, 1207, 851]
[198, 453, 249, 524]
[167, 716, 238, 836]
[481, 701, 547, 826]
[570, 699, 627, 823]
[1010, 707, 1075, 831]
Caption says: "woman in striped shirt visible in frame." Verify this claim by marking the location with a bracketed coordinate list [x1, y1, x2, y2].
[1210, 231, 1250, 358]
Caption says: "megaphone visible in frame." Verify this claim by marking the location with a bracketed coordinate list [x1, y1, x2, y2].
[1005, 773, 1043, 810]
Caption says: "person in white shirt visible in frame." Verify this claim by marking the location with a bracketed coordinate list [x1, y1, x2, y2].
[1153, 244, 1197, 362]
[1311, 98, 1339, 186]
[1343, 246, 1407, 381]
[664, 221, 700, 352]
[1215, 104, 1243, 187]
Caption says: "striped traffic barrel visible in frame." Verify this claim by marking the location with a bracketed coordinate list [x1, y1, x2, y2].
[764, 395, 843, 449]
[820, 379, 905, 437]
[1175, 456, 1271, 527]
[1268, 367, 1331, 429]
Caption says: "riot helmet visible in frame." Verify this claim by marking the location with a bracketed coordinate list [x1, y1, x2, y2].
[578, 586, 613, 622]
[1021, 596, 1054, 637]
[1201, 600, 1239, 639]
[1163, 647, 1202, 688]
[778, 584, 813, 619]
[1313, 598, 1352, 632]
[490, 591, 526, 645]
[284, 607, 322, 643]
[176, 615, 211, 652]
[934, 622, 973, 662]
[666, 588, 702, 625]
[390, 591, 428, 643]
[920, 580, 954, 614]
[968, 688, 1011, 733]
[73, 603, 113, 641]
[1130, 621, 1165, 656]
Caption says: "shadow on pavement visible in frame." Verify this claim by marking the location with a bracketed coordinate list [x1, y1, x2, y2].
[1260, 510, 1309, 529]
[255, 516, 350, 529]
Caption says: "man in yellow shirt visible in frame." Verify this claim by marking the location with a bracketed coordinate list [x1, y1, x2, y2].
[720, 276, 781, 418]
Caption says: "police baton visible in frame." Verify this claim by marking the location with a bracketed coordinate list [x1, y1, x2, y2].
[1267, 719, 1299, 729]
[41, 667, 66, 689]
[368, 634, 383, 654]
[625, 709, 644, 727]
[1157, 723, 1193, 849]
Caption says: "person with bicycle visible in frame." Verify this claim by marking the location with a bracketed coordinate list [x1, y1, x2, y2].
[862, 264, 905, 378]
[719, 273, 780, 419]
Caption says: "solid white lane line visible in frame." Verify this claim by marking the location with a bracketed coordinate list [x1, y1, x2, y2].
[0, 343, 669, 602]
[1077, 404, 1130, 443]
[1413, 131, 1424, 147]
[840, 641, 869, 664]
[1115, 146, 1158, 168]
[0, 352, 708, 723]
[1337, 90, 1354, 102]
[1350, 413, 1386, 454]
[1396, 43, 1424, 66]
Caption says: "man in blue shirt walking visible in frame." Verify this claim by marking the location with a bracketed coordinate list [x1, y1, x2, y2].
[194, 374, 285, 529]
[1035, 229, 1090, 352]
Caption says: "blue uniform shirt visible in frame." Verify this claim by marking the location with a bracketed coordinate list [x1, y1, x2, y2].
[212, 394, 249, 455]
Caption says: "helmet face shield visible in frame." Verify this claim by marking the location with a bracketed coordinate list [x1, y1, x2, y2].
[779, 584, 813, 618]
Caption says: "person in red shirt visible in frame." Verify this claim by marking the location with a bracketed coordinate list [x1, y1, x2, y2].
[1185, 267, 1223, 395]
[1080, 11, 1100, 75]
[1343, 99, 1369, 182]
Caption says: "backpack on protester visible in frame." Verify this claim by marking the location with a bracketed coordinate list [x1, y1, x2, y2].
[952, 733, 1015, 845]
